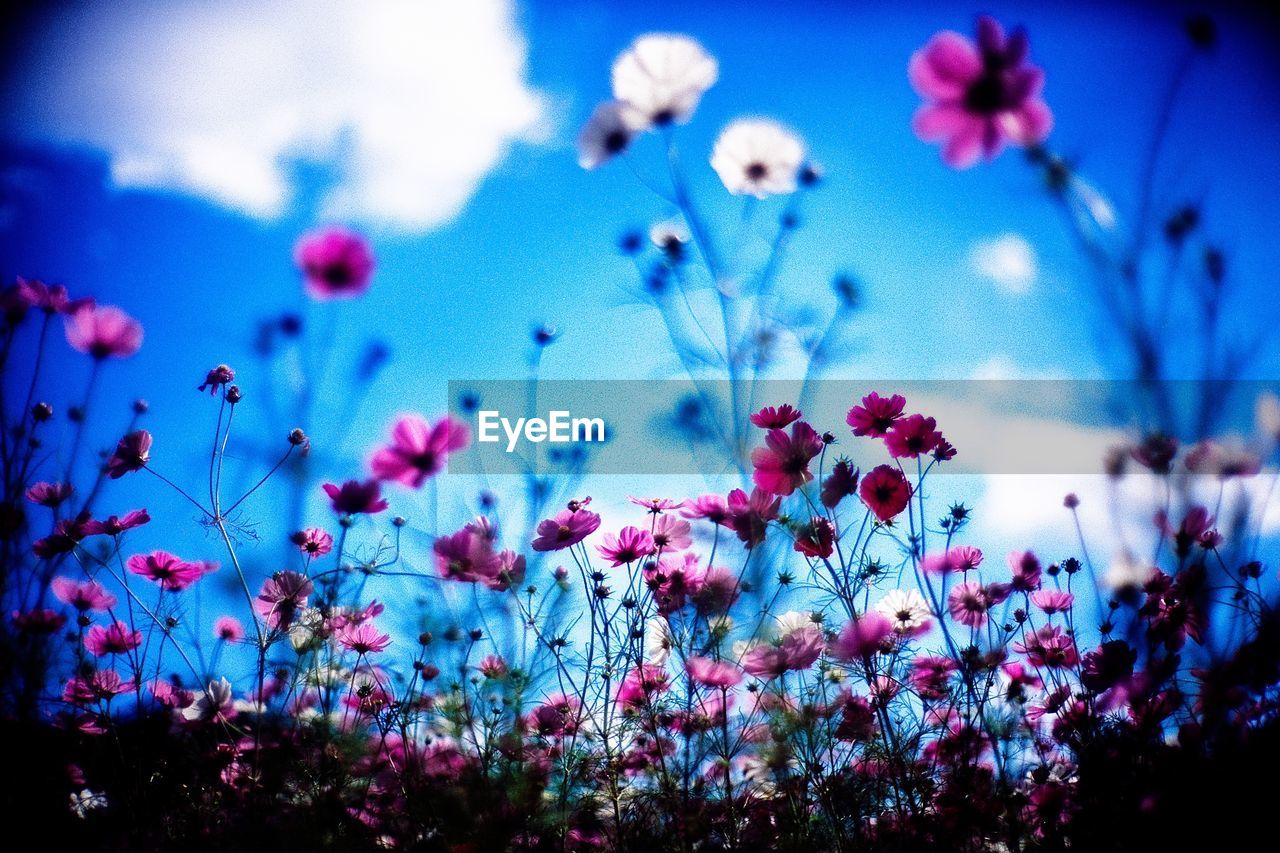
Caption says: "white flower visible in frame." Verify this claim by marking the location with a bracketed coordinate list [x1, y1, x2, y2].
[577, 100, 645, 170]
[1103, 551, 1152, 591]
[710, 119, 805, 198]
[69, 788, 107, 818]
[611, 34, 718, 128]
[649, 218, 690, 254]
[181, 677, 234, 722]
[774, 610, 820, 638]
[873, 589, 932, 635]
[644, 616, 675, 666]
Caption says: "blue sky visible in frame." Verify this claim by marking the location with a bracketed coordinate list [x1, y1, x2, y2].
[3, 0, 1279, 665]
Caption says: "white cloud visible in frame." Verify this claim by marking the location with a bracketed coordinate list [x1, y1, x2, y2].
[969, 233, 1037, 294]
[1, 0, 548, 231]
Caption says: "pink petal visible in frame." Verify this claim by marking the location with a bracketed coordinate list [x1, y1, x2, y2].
[391, 415, 431, 453]
[911, 103, 969, 142]
[1002, 99, 1054, 145]
[908, 31, 980, 100]
[941, 116, 986, 169]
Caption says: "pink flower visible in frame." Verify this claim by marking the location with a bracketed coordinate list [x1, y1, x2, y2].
[64, 304, 143, 359]
[680, 494, 730, 524]
[106, 430, 152, 478]
[910, 15, 1053, 168]
[255, 571, 313, 629]
[126, 551, 204, 591]
[478, 655, 509, 679]
[884, 414, 943, 459]
[831, 613, 893, 661]
[686, 656, 743, 689]
[859, 464, 912, 523]
[742, 627, 823, 679]
[1015, 625, 1079, 668]
[922, 545, 984, 575]
[628, 496, 680, 513]
[616, 663, 671, 709]
[528, 693, 583, 736]
[1008, 550, 1043, 592]
[338, 622, 392, 655]
[84, 621, 142, 656]
[531, 507, 602, 551]
[32, 514, 92, 558]
[597, 526, 656, 565]
[197, 364, 235, 395]
[689, 565, 740, 614]
[213, 616, 244, 642]
[294, 226, 375, 300]
[1031, 589, 1075, 615]
[82, 509, 150, 537]
[371, 414, 470, 487]
[15, 277, 92, 315]
[847, 392, 905, 437]
[12, 608, 67, 633]
[947, 581, 990, 628]
[750, 404, 803, 429]
[750, 421, 824, 496]
[651, 514, 692, 551]
[725, 487, 780, 547]
[51, 577, 117, 612]
[25, 481, 73, 507]
[322, 479, 389, 515]
[63, 670, 133, 703]
[289, 527, 334, 558]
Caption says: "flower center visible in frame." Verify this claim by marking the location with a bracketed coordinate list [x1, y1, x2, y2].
[964, 74, 1007, 115]
[745, 162, 768, 181]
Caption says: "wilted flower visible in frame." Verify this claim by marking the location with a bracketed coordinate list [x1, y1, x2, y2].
[710, 119, 806, 198]
[197, 364, 235, 395]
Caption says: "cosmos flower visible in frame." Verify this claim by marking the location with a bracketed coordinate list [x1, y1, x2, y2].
[578, 100, 644, 169]
[64, 304, 143, 359]
[84, 621, 143, 656]
[884, 414, 944, 459]
[51, 577, 117, 612]
[628, 496, 681, 513]
[874, 589, 932, 637]
[859, 465, 912, 523]
[197, 364, 235, 395]
[531, 506, 602, 551]
[1030, 589, 1074, 615]
[214, 616, 245, 642]
[294, 226, 375, 300]
[821, 459, 859, 509]
[82, 509, 151, 537]
[126, 551, 204, 592]
[338, 622, 392, 655]
[16, 277, 92, 315]
[922, 545, 984, 575]
[710, 119, 805, 198]
[846, 392, 906, 437]
[750, 421, 824, 496]
[750, 404, 803, 429]
[290, 527, 334, 558]
[25, 481, 73, 507]
[680, 494, 730, 524]
[371, 414, 470, 487]
[597, 526, 657, 565]
[909, 15, 1053, 168]
[644, 617, 675, 666]
[1008, 550, 1043, 592]
[322, 479, 389, 515]
[686, 656, 743, 689]
[1015, 625, 1079, 668]
[105, 430, 152, 478]
[255, 571, 314, 629]
[947, 581, 991, 628]
[611, 33, 718, 128]
[793, 516, 835, 559]
[651, 514, 692, 551]
[180, 678, 236, 723]
[830, 613, 894, 660]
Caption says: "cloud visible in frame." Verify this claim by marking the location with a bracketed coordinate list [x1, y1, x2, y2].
[1, 0, 548, 231]
[969, 233, 1037, 294]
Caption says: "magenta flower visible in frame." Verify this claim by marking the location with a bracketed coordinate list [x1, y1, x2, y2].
[831, 613, 893, 661]
[947, 581, 990, 628]
[686, 655, 743, 689]
[750, 421, 824, 496]
[1015, 625, 1079, 669]
[616, 663, 671, 710]
[25, 481, 73, 508]
[84, 621, 143, 656]
[64, 670, 133, 704]
[598, 526, 656, 566]
[1031, 589, 1074, 615]
[322, 479, 389, 515]
[290, 527, 334, 558]
[127, 551, 204, 592]
[651, 514, 692, 551]
[64, 304, 143, 359]
[295, 226, 376, 299]
[16, 276, 92, 315]
[531, 506, 602, 551]
[338, 622, 392, 655]
[51, 577, 118, 612]
[12, 608, 67, 633]
[680, 494, 730, 524]
[689, 565, 740, 614]
[213, 616, 245, 642]
[793, 516, 835, 559]
[743, 628, 823, 679]
[628, 496, 680, 513]
[82, 509, 150, 537]
[371, 414, 470, 487]
[528, 693, 583, 736]
[1008, 550, 1043, 592]
[859, 464, 912, 523]
[32, 513, 93, 559]
[909, 15, 1053, 168]
[820, 459, 859, 509]
[255, 570, 313, 629]
[106, 430, 152, 478]
[725, 487, 781, 548]
[749, 404, 803, 429]
[884, 414, 943, 459]
[922, 545, 984, 575]
[847, 392, 905, 437]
